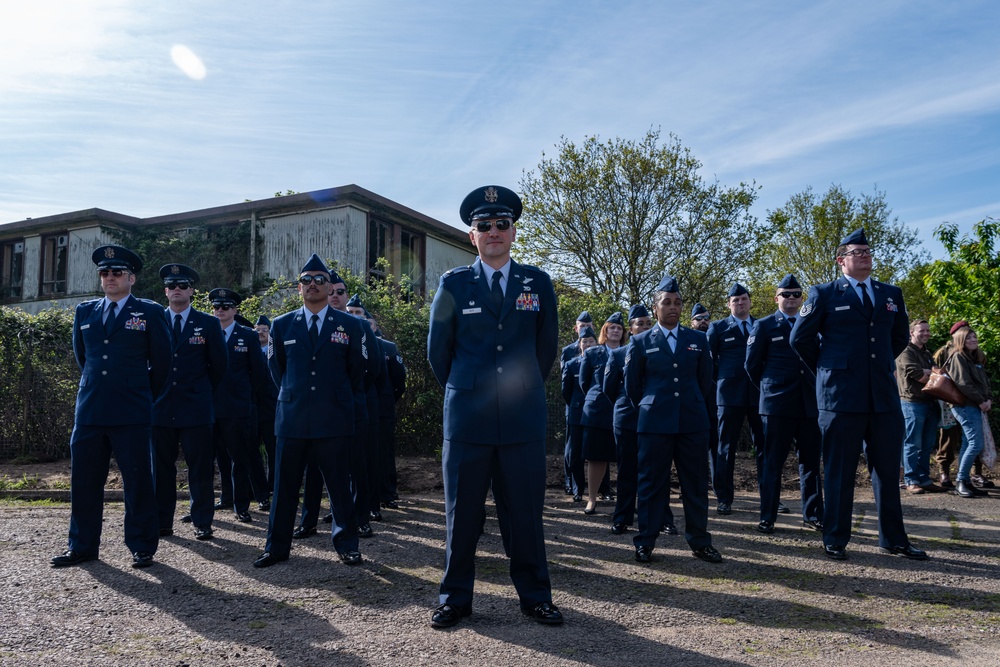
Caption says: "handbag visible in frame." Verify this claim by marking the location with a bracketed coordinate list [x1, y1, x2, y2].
[982, 412, 997, 470]
[922, 370, 966, 405]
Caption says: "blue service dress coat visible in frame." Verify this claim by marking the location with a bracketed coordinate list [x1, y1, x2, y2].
[561, 354, 586, 495]
[788, 275, 910, 549]
[264, 306, 366, 559]
[427, 257, 558, 611]
[745, 311, 823, 524]
[624, 325, 714, 550]
[580, 344, 617, 461]
[151, 307, 228, 531]
[68, 294, 172, 558]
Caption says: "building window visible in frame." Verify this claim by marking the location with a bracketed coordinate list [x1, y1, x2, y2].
[1, 240, 24, 300]
[367, 219, 425, 295]
[40, 233, 68, 295]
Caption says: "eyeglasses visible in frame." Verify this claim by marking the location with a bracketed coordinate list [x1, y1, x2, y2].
[212, 304, 234, 311]
[692, 314, 710, 321]
[332, 288, 347, 295]
[299, 275, 329, 285]
[98, 269, 128, 278]
[474, 218, 513, 233]
[165, 282, 192, 291]
[840, 248, 874, 258]
[778, 291, 803, 299]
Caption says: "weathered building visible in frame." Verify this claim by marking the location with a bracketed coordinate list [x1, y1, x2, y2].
[0, 185, 475, 313]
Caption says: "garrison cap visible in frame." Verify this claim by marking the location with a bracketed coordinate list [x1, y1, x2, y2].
[159, 263, 200, 284]
[301, 253, 331, 276]
[840, 228, 869, 247]
[208, 288, 242, 307]
[691, 302, 708, 317]
[606, 311, 624, 326]
[628, 304, 649, 320]
[654, 275, 679, 294]
[459, 185, 522, 225]
[255, 314, 270, 327]
[777, 274, 801, 289]
[727, 283, 749, 298]
[92, 245, 142, 273]
[346, 293, 364, 308]
[578, 325, 597, 340]
[577, 311, 593, 323]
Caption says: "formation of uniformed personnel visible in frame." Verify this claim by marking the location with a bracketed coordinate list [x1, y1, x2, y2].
[624, 275, 721, 564]
[427, 184, 562, 628]
[209, 288, 271, 523]
[52, 245, 172, 569]
[789, 228, 927, 561]
[561, 327, 598, 503]
[561, 310, 593, 495]
[707, 283, 766, 515]
[745, 274, 824, 534]
[253, 254, 364, 568]
[151, 264, 228, 541]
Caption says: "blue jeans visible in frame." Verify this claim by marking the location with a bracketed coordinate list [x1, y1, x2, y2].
[952, 404, 986, 482]
[901, 400, 939, 486]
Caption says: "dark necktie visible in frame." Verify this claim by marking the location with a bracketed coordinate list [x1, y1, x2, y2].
[788, 317, 796, 327]
[105, 301, 117, 336]
[491, 271, 504, 311]
[667, 330, 676, 352]
[741, 320, 749, 338]
[860, 282, 874, 317]
[309, 314, 319, 346]
[173, 313, 182, 341]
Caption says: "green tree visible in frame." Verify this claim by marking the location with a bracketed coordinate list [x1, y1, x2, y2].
[752, 185, 926, 301]
[517, 128, 758, 307]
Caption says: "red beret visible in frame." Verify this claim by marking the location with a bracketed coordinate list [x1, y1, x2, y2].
[950, 321, 969, 335]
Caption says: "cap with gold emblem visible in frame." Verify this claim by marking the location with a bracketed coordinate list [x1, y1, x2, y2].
[459, 185, 523, 225]
[208, 288, 242, 308]
[159, 263, 200, 284]
[92, 245, 143, 273]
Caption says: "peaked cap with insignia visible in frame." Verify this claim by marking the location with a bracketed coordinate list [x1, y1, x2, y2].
[459, 185, 522, 225]
[159, 263, 200, 284]
[92, 245, 143, 273]
[208, 288, 242, 307]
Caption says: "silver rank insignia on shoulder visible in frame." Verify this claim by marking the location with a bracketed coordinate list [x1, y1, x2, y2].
[800, 302, 813, 316]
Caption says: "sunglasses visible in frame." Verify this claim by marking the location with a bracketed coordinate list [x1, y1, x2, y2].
[299, 275, 329, 285]
[165, 282, 192, 290]
[778, 291, 803, 299]
[332, 288, 347, 295]
[98, 269, 128, 278]
[212, 304, 234, 311]
[692, 314, 710, 321]
[474, 218, 513, 233]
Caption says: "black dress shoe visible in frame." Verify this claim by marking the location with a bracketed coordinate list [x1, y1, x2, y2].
[180, 514, 193, 524]
[382, 500, 399, 510]
[956, 480, 987, 497]
[521, 601, 563, 625]
[236, 511, 252, 523]
[340, 550, 362, 565]
[661, 523, 678, 536]
[322, 513, 333, 524]
[430, 603, 471, 628]
[610, 522, 629, 535]
[131, 552, 154, 568]
[214, 500, 232, 510]
[693, 545, 723, 563]
[50, 550, 98, 568]
[573, 494, 582, 503]
[823, 545, 847, 560]
[194, 526, 214, 540]
[802, 519, 824, 531]
[358, 523, 374, 538]
[370, 510, 383, 522]
[756, 520, 774, 534]
[257, 499, 271, 512]
[635, 545, 653, 563]
[253, 551, 287, 568]
[159, 528, 174, 537]
[776, 502, 790, 514]
[883, 544, 929, 560]
[716, 502, 732, 515]
[292, 525, 317, 539]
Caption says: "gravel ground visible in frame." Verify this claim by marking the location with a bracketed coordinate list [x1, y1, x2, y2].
[2, 457, 999, 666]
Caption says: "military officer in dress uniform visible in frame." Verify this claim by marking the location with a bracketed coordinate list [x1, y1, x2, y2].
[253, 254, 365, 568]
[561, 310, 594, 494]
[151, 263, 228, 541]
[707, 283, 766, 515]
[52, 245, 171, 569]
[745, 274, 824, 534]
[789, 228, 927, 561]
[562, 327, 598, 503]
[209, 288, 271, 523]
[254, 315, 279, 491]
[624, 276, 721, 565]
[427, 185, 562, 628]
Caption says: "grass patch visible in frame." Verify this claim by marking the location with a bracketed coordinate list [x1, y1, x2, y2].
[0, 474, 42, 491]
[718, 617, 738, 625]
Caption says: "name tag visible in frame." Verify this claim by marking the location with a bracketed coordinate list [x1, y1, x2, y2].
[724, 337, 736, 342]
[462, 308, 482, 315]
[80, 324, 90, 330]
[771, 336, 783, 341]
[647, 347, 660, 353]
[285, 339, 297, 345]
[835, 305, 851, 311]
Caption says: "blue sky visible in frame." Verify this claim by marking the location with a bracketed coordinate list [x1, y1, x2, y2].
[2, 1, 999, 260]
